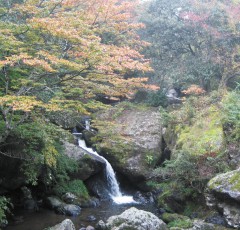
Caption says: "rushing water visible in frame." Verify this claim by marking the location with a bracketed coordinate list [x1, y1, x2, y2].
[78, 138, 136, 204]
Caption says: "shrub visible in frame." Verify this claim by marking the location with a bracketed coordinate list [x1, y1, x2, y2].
[154, 150, 229, 196]
[221, 90, 240, 142]
[0, 196, 12, 226]
[145, 89, 168, 107]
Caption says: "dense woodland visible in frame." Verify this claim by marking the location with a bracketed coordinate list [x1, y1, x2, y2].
[0, 0, 239, 228]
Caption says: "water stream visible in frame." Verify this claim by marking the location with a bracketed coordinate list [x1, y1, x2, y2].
[77, 138, 136, 204]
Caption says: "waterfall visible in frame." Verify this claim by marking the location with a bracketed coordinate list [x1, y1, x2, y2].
[77, 138, 136, 204]
[85, 119, 90, 131]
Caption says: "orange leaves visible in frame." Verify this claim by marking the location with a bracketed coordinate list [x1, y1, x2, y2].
[182, 85, 206, 95]
[0, 53, 55, 72]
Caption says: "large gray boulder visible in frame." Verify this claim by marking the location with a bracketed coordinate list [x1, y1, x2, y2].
[96, 207, 167, 230]
[49, 219, 75, 230]
[93, 103, 162, 188]
[206, 169, 240, 228]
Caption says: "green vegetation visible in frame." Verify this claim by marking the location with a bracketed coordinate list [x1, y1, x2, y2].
[0, 196, 12, 226]
[222, 90, 240, 143]
[53, 179, 89, 200]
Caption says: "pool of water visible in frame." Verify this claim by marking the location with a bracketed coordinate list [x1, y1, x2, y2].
[5, 201, 159, 230]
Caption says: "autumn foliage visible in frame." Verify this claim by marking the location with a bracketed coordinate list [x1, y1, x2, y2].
[182, 85, 206, 95]
[0, 0, 155, 144]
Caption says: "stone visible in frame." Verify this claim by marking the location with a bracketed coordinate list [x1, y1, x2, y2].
[86, 215, 97, 222]
[49, 219, 75, 230]
[62, 193, 77, 204]
[190, 219, 231, 230]
[44, 196, 64, 210]
[94, 104, 163, 188]
[97, 207, 167, 230]
[86, 226, 95, 230]
[95, 220, 106, 230]
[206, 169, 240, 228]
[56, 204, 81, 216]
[63, 142, 104, 181]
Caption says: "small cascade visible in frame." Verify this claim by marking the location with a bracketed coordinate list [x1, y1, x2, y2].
[85, 119, 90, 131]
[77, 138, 136, 204]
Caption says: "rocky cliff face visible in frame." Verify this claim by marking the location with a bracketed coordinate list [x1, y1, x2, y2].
[92, 103, 163, 189]
[206, 169, 240, 228]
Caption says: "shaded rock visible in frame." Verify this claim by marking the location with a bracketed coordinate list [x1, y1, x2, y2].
[44, 196, 81, 216]
[97, 207, 167, 230]
[47, 110, 82, 130]
[86, 215, 97, 222]
[190, 219, 230, 230]
[49, 219, 75, 230]
[206, 169, 240, 228]
[80, 197, 100, 208]
[205, 214, 227, 226]
[85, 172, 112, 200]
[63, 142, 104, 181]
[61, 192, 99, 208]
[62, 193, 77, 204]
[56, 204, 81, 216]
[44, 196, 64, 210]
[96, 220, 106, 230]
[21, 186, 38, 211]
[86, 226, 95, 230]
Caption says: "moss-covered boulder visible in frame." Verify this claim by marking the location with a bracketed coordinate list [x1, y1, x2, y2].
[92, 103, 162, 188]
[206, 169, 240, 228]
[162, 213, 193, 229]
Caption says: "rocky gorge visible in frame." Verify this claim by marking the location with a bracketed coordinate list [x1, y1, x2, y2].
[0, 92, 239, 230]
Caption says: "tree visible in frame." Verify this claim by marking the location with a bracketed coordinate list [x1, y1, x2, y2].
[0, 0, 152, 146]
[140, 0, 240, 91]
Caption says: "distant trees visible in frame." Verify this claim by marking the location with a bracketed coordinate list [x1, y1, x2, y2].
[140, 0, 240, 91]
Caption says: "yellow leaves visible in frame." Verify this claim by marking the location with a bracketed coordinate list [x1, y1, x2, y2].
[0, 53, 55, 72]
[42, 141, 58, 167]
[0, 96, 41, 112]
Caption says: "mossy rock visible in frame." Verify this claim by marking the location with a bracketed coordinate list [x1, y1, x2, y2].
[162, 213, 193, 229]
[92, 102, 163, 186]
[177, 105, 224, 155]
[207, 169, 240, 201]
[162, 213, 191, 223]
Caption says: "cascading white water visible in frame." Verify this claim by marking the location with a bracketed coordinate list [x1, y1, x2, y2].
[78, 138, 136, 204]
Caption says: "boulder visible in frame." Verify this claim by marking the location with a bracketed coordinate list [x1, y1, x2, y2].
[49, 219, 75, 230]
[44, 196, 64, 210]
[44, 196, 81, 216]
[206, 169, 240, 228]
[47, 110, 82, 130]
[93, 103, 162, 188]
[96, 207, 167, 230]
[63, 142, 104, 181]
[56, 204, 81, 216]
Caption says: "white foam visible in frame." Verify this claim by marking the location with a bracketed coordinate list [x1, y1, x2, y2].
[112, 195, 137, 204]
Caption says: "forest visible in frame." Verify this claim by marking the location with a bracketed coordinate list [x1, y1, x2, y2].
[0, 0, 239, 229]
